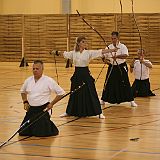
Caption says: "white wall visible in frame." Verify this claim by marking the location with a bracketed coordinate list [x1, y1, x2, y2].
[0, 0, 60, 14]
[0, 0, 159, 14]
[71, 0, 160, 13]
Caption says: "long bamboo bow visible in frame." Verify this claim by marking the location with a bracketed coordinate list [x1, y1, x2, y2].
[131, 0, 143, 50]
[76, 10, 109, 83]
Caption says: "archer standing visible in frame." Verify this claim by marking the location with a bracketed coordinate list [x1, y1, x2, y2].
[130, 49, 155, 97]
[101, 31, 137, 107]
[57, 35, 118, 118]
[19, 60, 65, 137]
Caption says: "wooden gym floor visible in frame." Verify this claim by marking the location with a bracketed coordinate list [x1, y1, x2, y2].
[0, 62, 160, 160]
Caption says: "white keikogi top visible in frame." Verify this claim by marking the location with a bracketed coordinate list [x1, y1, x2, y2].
[63, 49, 103, 67]
[20, 75, 65, 106]
[133, 60, 152, 80]
[105, 42, 129, 65]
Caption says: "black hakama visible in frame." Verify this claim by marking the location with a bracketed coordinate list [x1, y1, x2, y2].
[131, 78, 155, 97]
[66, 67, 102, 117]
[101, 62, 134, 104]
[19, 103, 58, 137]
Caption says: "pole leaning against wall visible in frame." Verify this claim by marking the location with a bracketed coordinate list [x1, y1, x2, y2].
[19, 15, 29, 67]
[61, 0, 72, 68]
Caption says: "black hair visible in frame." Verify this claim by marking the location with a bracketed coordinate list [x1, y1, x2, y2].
[33, 60, 44, 69]
[74, 35, 86, 52]
[111, 31, 119, 37]
[33, 60, 43, 65]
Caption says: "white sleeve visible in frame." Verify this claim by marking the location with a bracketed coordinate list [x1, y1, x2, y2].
[145, 60, 152, 66]
[63, 51, 74, 59]
[88, 49, 103, 60]
[20, 79, 29, 93]
[122, 44, 129, 56]
[48, 78, 65, 95]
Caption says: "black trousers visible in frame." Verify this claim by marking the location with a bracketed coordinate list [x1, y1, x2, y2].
[101, 62, 134, 104]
